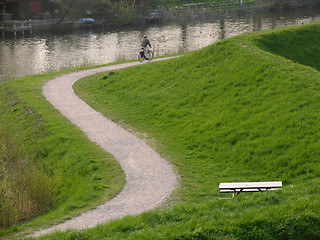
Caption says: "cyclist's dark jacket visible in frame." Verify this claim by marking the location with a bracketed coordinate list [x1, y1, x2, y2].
[141, 38, 151, 48]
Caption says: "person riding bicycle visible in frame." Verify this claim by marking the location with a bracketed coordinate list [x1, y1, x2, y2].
[141, 35, 152, 60]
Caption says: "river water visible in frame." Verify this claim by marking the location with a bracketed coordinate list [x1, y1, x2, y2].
[1, 8, 320, 81]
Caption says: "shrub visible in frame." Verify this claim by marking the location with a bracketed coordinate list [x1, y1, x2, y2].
[0, 122, 58, 228]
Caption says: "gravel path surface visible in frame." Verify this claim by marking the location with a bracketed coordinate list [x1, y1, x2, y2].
[31, 58, 178, 237]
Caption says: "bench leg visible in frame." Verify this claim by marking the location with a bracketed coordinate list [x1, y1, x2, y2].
[232, 189, 244, 197]
[237, 189, 244, 195]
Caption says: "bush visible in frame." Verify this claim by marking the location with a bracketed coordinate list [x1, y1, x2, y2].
[0, 119, 58, 228]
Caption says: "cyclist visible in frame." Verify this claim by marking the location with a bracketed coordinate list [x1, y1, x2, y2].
[141, 35, 152, 60]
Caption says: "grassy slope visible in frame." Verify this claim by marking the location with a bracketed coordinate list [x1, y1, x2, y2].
[41, 22, 320, 239]
[0, 68, 125, 237]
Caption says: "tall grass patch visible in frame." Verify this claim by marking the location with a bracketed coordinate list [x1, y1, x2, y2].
[0, 89, 58, 228]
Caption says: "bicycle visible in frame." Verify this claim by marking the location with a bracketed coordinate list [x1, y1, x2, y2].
[138, 48, 154, 62]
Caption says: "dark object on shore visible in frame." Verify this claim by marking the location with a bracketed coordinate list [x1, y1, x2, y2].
[145, 10, 162, 23]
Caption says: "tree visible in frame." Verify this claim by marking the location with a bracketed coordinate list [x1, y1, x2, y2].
[55, 0, 138, 26]
[56, 0, 89, 22]
[89, 0, 138, 26]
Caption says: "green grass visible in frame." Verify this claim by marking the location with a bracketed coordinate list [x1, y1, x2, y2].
[2, 22, 320, 239]
[38, 22, 320, 239]
[0, 66, 125, 237]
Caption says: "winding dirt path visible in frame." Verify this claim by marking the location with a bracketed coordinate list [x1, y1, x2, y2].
[31, 58, 178, 237]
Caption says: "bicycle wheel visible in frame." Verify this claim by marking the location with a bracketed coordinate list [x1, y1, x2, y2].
[138, 52, 144, 62]
[146, 50, 154, 61]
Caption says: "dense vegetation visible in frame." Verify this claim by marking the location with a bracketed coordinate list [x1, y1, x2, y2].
[0, 69, 124, 237]
[57, 0, 137, 26]
[151, 0, 256, 8]
[40, 22, 319, 239]
[56, 0, 254, 25]
[56, 0, 320, 26]
[0, 119, 57, 228]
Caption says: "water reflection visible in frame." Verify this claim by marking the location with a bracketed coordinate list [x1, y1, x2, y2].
[1, 9, 320, 81]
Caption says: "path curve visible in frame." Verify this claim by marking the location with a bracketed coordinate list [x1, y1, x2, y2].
[32, 58, 178, 237]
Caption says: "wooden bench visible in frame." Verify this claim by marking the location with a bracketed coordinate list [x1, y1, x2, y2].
[219, 181, 282, 197]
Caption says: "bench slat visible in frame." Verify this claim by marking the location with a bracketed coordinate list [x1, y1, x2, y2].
[219, 181, 282, 197]
[219, 181, 282, 190]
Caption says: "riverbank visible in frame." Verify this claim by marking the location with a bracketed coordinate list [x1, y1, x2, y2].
[2, 7, 320, 83]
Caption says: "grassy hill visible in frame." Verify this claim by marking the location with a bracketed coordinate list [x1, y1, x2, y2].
[67, 22, 319, 239]
[1, 22, 319, 239]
